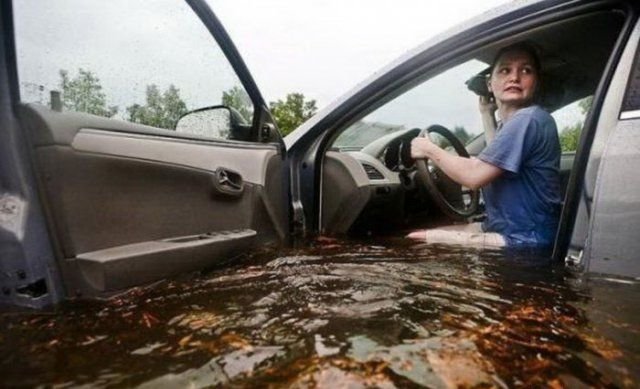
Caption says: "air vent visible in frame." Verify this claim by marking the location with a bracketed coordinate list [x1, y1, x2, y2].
[362, 163, 384, 180]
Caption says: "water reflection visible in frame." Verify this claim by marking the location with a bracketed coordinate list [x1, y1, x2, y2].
[0, 240, 638, 387]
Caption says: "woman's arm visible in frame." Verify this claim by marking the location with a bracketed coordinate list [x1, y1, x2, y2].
[411, 136, 502, 190]
[479, 96, 497, 145]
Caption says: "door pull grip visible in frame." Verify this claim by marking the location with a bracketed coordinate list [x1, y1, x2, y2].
[212, 167, 244, 197]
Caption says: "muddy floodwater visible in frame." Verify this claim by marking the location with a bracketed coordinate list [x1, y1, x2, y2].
[1, 239, 639, 388]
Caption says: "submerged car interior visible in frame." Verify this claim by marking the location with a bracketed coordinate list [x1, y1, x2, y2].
[318, 10, 626, 237]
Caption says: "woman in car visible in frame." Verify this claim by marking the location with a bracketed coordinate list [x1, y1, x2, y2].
[408, 42, 562, 248]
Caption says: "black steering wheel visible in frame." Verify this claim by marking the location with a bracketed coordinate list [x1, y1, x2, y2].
[414, 124, 479, 219]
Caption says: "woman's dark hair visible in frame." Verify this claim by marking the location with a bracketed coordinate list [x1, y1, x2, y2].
[490, 41, 542, 75]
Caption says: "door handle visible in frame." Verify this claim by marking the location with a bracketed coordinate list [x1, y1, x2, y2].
[212, 167, 244, 197]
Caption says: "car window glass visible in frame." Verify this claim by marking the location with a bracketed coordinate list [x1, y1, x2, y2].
[333, 60, 489, 150]
[13, 0, 254, 140]
[552, 96, 592, 153]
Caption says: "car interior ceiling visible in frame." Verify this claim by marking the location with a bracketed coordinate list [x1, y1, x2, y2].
[475, 11, 625, 111]
[319, 10, 625, 237]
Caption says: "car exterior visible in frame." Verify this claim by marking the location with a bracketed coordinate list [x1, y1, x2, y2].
[1, 0, 639, 308]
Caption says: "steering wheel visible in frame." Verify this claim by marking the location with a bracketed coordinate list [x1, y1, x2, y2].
[414, 124, 479, 219]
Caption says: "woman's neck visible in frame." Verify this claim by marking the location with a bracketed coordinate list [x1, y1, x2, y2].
[497, 103, 532, 123]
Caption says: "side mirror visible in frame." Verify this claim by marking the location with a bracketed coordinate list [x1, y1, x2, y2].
[175, 105, 251, 141]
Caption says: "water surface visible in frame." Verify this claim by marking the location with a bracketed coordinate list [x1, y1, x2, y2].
[1, 239, 638, 387]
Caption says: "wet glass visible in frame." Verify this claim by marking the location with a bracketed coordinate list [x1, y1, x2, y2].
[13, 0, 253, 138]
[1, 239, 638, 387]
[175, 106, 232, 139]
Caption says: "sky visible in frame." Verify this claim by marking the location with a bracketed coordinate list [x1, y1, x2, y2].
[208, 0, 511, 108]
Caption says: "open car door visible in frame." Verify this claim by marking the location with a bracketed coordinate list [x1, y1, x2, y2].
[0, 0, 287, 307]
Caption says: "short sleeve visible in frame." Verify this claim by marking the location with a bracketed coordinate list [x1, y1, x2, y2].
[479, 112, 534, 173]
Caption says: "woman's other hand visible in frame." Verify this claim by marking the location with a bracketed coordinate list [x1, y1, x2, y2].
[478, 95, 497, 115]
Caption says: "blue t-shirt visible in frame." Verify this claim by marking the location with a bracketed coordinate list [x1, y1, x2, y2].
[478, 105, 562, 248]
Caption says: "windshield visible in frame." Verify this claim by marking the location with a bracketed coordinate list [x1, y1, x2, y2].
[332, 60, 489, 151]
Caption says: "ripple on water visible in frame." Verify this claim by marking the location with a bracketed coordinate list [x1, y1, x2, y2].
[0, 241, 638, 388]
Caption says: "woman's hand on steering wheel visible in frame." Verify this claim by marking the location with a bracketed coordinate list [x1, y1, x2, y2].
[411, 125, 479, 219]
[410, 133, 436, 160]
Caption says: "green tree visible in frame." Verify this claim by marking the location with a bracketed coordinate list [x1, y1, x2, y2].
[59, 69, 117, 117]
[559, 96, 593, 152]
[222, 86, 252, 123]
[126, 84, 188, 129]
[269, 93, 317, 136]
[578, 96, 593, 114]
[559, 124, 580, 152]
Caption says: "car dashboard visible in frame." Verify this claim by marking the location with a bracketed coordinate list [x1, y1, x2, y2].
[320, 128, 427, 235]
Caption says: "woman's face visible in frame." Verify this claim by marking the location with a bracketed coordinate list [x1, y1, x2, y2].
[488, 49, 538, 109]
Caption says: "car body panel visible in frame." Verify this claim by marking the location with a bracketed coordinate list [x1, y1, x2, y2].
[587, 121, 640, 276]
[572, 16, 640, 277]
[0, 0, 65, 308]
[557, 5, 639, 278]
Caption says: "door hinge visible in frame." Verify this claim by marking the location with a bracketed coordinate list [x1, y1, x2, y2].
[565, 249, 583, 267]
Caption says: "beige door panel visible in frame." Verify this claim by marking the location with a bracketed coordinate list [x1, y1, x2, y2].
[20, 105, 287, 296]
